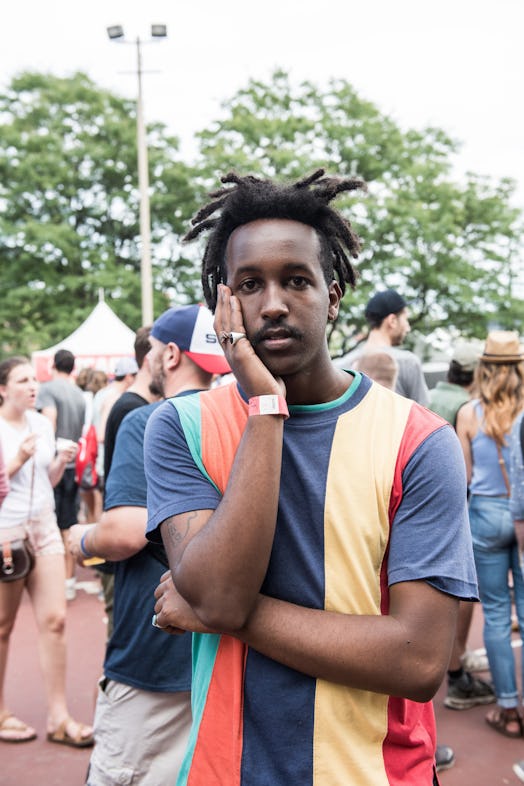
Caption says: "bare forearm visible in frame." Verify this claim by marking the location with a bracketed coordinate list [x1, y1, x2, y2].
[82, 525, 139, 562]
[166, 416, 284, 629]
[76, 509, 147, 562]
[235, 586, 458, 702]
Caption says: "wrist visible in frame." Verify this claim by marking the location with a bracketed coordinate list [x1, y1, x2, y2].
[248, 394, 289, 420]
[80, 529, 95, 558]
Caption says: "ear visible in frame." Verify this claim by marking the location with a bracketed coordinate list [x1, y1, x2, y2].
[164, 342, 182, 371]
[384, 313, 397, 331]
[327, 281, 342, 322]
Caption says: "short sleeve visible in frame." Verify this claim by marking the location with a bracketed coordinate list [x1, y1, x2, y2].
[144, 400, 221, 543]
[388, 426, 478, 600]
[104, 409, 150, 510]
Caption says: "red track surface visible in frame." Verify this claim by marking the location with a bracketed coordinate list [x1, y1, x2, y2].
[1, 569, 522, 785]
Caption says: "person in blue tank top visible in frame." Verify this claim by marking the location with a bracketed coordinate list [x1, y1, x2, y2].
[456, 330, 524, 739]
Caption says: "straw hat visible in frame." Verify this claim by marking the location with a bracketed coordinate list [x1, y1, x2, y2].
[480, 330, 524, 364]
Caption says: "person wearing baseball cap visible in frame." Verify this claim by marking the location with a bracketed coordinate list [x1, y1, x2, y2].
[429, 340, 482, 428]
[149, 304, 230, 394]
[336, 288, 429, 405]
[66, 303, 229, 785]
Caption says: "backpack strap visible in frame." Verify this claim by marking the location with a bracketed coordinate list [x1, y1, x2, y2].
[521, 415, 524, 464]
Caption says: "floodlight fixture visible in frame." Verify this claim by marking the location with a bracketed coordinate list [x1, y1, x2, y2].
[107, 25, 124, 40]
[151, 24, 167, 38]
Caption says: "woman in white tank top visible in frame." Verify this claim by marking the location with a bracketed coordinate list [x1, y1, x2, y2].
[0, 356, 94, 747]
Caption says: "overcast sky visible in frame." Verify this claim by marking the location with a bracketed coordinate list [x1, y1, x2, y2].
[2, 0, 523, 208]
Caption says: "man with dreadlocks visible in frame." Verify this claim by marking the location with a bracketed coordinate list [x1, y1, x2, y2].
[145, 170, 477, 786]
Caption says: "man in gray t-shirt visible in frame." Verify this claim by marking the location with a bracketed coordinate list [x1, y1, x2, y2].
[37, 349, 85, 598]
[335, 289, 429, 406]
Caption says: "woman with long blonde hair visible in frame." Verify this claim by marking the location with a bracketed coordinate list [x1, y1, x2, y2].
[456, 330, 524, 738]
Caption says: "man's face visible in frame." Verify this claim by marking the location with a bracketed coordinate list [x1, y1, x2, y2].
[390, 308, 411, 346]
[147, 336, 167, 397]
[225, 219, 341, 379]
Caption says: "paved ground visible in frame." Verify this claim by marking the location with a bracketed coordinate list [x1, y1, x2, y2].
[1, 567, 105, 786]
[1, 568, 523, 785]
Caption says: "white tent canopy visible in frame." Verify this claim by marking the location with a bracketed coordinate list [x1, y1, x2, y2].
[32, 298, 136, 381]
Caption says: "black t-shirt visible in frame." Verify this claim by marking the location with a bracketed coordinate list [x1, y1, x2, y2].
[104, 391, 148, 481]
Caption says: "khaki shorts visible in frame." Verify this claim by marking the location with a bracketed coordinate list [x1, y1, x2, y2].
[2, 509, 64, 557]
[87, 678, 191, 786]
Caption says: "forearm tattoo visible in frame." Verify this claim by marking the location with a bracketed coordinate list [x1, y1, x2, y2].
[166, 512, 196, 549]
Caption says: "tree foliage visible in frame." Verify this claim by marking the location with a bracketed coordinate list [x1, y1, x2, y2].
[0, 69, 522, 359]
[0, 72, 198, 353]
[194, 70, 523, 355]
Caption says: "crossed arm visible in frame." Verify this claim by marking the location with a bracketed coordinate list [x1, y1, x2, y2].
[155, 413, 458, 703]
[151, 285, 459, 702]
[154, 554, 458, 703]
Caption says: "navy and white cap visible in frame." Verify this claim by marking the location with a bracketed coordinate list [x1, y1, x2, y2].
[151, 304, 231, 375]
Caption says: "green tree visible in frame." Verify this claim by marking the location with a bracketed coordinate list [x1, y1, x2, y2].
[194, 70, 523, 355]
[0, 71, 199, 354]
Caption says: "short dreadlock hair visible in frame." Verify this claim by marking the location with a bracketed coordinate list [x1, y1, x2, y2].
[184, 169, 366, 312]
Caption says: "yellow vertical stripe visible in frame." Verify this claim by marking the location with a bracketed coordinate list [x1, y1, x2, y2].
[313, 384, 412, 786]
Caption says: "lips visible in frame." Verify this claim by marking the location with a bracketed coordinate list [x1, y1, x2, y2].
[261, 329, 292, 341]
[252, 323, 302, 351]
[259, 329, 294, 350]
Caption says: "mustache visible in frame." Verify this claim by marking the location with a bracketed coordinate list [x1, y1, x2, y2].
[251, 323, 303, 347]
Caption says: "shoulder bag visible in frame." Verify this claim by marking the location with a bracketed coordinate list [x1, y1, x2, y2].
[0, 458, 35, 582]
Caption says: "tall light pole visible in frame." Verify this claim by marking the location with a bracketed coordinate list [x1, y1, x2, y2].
[107, 24, 167, 325]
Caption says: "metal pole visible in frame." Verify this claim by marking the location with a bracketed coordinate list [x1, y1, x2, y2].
[136, 36, 153, 325]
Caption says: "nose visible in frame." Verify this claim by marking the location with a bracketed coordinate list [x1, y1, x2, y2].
[260, 283, 289, 321]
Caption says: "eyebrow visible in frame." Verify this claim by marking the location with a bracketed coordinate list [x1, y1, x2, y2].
[232, 261, 315, 276]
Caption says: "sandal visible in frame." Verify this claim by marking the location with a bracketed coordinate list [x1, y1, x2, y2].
[485, 706, 524, 738]
[46, 717, 94, 749]
[0, 712, 37, 743]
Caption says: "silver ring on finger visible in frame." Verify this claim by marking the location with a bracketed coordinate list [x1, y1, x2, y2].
[151, 614, 164, 629]
[229, 332, 247, 346]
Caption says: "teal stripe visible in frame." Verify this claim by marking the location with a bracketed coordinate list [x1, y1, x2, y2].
[168, 394, 220, 493]
[289, 370, 362, 414]
[168, 394, 223, 783]
[176, 633, 222, 785]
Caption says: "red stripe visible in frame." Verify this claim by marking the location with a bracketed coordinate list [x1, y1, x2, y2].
[188, 636, 247, 786]
[187, 384, 248, 785]
[383, 698, 437, 785]
[382, 403, 445, 782]
[201, 384, 248, 495]
[389, 403, 447, 522]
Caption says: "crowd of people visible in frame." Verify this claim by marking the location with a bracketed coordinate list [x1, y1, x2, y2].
[0, 169, 523, 786]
